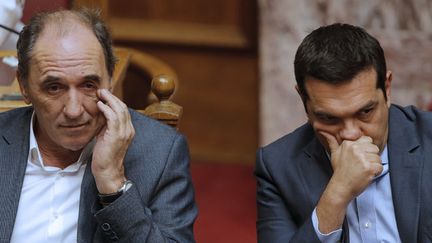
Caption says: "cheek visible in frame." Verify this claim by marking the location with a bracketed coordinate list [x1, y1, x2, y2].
[310, 121, 343, 146]
[82, 96, 100, 116]
[366, 119, 387, 145]
[32, 97, 64, 121]
[310, 121, 340, 136]
[83, 98, 105, 128]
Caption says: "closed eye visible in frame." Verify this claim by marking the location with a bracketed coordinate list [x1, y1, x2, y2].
[316, 114, 339, 124]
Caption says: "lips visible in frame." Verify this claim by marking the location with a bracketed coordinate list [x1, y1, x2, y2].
[61, 123, 87, 128]
[59, 122, 89, 131]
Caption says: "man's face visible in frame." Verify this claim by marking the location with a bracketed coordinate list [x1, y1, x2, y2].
[19, 23, 110, 152]
[302, 68, 392, 153]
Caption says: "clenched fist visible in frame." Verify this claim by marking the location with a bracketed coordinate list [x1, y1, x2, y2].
[321, 131, 383, 199]
[315, 131, 383, 233]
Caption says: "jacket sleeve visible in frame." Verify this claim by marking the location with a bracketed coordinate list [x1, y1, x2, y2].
[92, 134, 198, 243]
[255, 148, 322, 243]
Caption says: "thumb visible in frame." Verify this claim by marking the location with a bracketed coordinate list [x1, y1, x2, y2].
[319, 131, 339, 153]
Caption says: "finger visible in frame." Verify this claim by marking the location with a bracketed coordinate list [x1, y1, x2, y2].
[366, 144, 380, 154]
[97, 89, 128, 118]
[319, 131, 339, 153]
[356, 136, 380, 154]
[97, 100, 118, 129]
[364, 153, 381, 165]
[372, 163, 383, 177]
[361, 154, 382, 177]
[357, 136, 373, 143]
[97, 89, 131, 130]
[97, 90, 135, 141]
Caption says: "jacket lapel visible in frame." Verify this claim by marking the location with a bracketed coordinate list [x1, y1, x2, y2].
[77, 159, 97, 243]
[387, 106, 422, 243]
[301, 133, 333, 210]
[0, 109, 31, 241]
[302, 127, 351, 243]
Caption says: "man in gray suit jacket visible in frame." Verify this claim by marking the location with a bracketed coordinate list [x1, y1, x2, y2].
[0, 9, 197, 242]
[255, 23, 432, 242]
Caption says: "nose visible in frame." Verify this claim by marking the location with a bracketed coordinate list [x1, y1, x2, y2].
[63, 89, 84, 119]
[338, 119, 362, 141]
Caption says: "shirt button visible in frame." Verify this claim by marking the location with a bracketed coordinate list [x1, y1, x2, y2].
[364, 221, 371, 228]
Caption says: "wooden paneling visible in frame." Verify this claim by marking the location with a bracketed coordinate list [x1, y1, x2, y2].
[22, 0, 70, 23]
[118, 44, 258, 164]
[76, 0, 256, 49]
[74, 0, 258, 164]
[109, 19, 250, 49]
[110, 1, 240, 23]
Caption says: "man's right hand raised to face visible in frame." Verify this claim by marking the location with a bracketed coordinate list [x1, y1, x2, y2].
[315, 131, 383, 234]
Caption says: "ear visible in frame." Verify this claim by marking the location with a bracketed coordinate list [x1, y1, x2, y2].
[295, 85, 308, 113]
[295, 85, 304, 101]
[17, 74, 31, 104]
[385, 70, 392, 107]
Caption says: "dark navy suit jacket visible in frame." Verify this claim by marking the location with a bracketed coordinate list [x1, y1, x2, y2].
[256, 105, 432, 243]
[0, 107, 197, 242]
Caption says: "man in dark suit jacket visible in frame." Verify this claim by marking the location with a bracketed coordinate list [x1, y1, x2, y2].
[255, 23, 432, 242]
[0, 9, 197, 242]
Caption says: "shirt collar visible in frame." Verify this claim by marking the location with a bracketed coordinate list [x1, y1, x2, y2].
[28, 112, 94, 172]
[380, 144, 388, 165]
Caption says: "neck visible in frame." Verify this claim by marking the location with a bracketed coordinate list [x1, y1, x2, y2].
[33, 117, 84, 169]
[38, 144, 82, 169]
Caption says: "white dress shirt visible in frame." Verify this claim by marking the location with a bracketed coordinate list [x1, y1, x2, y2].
[10, 113, 93, 243]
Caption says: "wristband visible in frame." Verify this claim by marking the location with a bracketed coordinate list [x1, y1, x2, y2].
[98, 180, 132, 206]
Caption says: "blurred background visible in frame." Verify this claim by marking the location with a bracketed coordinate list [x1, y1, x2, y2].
[2, 0, 432, 242]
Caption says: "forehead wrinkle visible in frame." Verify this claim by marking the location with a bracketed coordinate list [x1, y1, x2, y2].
[28, 16, 109, 86]
[32, 34, 104, 77]
[33, 54, 99, 76]
[310, 92, 380, 120]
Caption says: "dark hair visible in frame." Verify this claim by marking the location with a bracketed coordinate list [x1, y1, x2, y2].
[294, 23, 387, 101]
[16, 8, 116, 83]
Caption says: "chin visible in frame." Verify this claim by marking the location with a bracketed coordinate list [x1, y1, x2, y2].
[63, 143, 88, 152]
[61, 137, 92, 152]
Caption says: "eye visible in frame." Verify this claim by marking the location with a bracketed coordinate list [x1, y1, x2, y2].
[45, 83, 63, 94]
[359, 107, 375, 119]
[316, 114, 339, 124]
[82, 81, 97, 90]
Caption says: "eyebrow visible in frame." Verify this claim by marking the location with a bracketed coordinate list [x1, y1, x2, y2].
[82, 74, 102, 84]
[40, 74, 102, 85]
[41, 75, 61, 84]
[359, 101, 378, 111]
[313, 100, 378, 118]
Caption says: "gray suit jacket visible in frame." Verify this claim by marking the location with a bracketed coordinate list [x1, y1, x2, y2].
[255, 105, 432, 243]
[0, 107, 197, 242]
